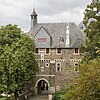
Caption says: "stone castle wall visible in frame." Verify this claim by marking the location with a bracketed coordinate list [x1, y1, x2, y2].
[35, 48, 81, 93]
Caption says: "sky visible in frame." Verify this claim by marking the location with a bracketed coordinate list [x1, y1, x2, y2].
[0, 0, 92, 32]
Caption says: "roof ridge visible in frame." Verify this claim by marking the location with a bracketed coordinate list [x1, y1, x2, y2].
[37, 22, 73, 24]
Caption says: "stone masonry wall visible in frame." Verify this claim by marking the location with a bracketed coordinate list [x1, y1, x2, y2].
[35, 48, 81, 93]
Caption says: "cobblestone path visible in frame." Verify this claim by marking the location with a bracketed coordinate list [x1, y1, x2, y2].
[29, 95, 48, 100]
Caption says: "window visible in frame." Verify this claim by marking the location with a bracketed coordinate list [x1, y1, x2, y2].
[36, 48, 38, 53]
[34, 16, 37, 19]
[46, 48, 49, 54]
[75, 48, 79, 53]
[41, 60, 44, 63]
[59, 36, 64, 43]
[56, 62, 61, 72]
[74, 62, 79, 66]
[57, 67, 60, 71]
[45, 63, 49, 67]
[74, 62, 79, 72]
[57, 48, 61, 54]
[79, 25, 83, 30]
[74, 66, 79, 72]
[75, 63, 78, 66]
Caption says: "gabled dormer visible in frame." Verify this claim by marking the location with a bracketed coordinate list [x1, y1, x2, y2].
[34, 26, 52, 48]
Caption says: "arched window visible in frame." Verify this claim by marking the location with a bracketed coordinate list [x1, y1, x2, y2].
[56, 62, 61, 72]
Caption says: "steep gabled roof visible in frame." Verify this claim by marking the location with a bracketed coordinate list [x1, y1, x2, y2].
[34, 26, 52, 38]
[29, 22, 85, 48]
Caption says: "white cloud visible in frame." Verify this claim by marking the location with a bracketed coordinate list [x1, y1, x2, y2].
[38, 7, 84, 24]
[0, 0, 92, 32]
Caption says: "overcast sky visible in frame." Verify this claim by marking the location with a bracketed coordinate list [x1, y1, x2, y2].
[0, 0, 92, 32]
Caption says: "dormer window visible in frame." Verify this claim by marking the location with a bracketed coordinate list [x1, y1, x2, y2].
[59, 36, 64, 44]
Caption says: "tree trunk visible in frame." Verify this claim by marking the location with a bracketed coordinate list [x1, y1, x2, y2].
[14, 91, 19, 100]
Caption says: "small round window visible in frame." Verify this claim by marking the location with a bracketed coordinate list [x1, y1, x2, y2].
[45, 63, 49, 67]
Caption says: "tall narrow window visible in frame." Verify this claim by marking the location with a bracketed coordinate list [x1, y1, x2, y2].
[36, 48, 38, 53]
[46, 48, 49, 54]
[57, 48, 61, 54]
[75, 48, 79, 53]
[57, 66, 60, 72]
[56, 62, 61, 72]
[74, 62, 79, 72]
[74, 67, 79, 72]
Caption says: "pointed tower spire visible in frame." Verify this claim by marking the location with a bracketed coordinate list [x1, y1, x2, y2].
[31, 8, 37, 28]
[31, 9, 37, 16]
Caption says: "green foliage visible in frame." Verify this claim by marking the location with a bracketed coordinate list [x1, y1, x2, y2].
[0, 93, 14, 100]
[52, 88, 70, 100]
[65, 58, 100, 100]
[82, 0, 100, 61]
[0, 24, 38, 99]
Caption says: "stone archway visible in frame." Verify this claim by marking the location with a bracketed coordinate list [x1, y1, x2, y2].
[35, 78, 50, 95]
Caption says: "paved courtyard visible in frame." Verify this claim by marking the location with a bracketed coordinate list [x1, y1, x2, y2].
[29, 95, 48, 100]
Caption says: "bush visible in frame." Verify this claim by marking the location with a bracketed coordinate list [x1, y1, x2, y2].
[0, 93, 14, 100]
[52, 88, 68, 100]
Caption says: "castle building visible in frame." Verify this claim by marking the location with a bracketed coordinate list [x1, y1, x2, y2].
[28, 9, 85, 95]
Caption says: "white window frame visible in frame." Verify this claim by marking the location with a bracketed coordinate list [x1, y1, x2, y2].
[74, 48, 80, 55]
[39, 49, 45, 53]
[45, 63, 49, 67]
[74, 62, 79, 66]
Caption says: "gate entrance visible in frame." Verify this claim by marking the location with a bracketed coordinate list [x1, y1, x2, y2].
[37, 79, 49, 95]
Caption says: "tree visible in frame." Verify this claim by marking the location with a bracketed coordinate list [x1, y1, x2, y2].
[82, 0, 100, 61]
[0, 24, 38, 100]
[65, 58, 100, 100]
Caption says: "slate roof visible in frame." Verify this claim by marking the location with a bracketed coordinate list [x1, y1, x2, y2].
[28, 22, 85, 48]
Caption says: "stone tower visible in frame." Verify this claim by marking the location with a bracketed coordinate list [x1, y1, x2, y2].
[28, 10, 86, 95]
[31, 9, 37, 28]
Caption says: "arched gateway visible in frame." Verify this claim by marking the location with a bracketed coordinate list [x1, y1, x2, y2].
[35, 78, 50, 95]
